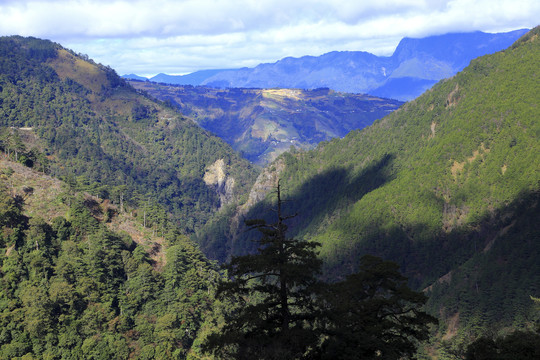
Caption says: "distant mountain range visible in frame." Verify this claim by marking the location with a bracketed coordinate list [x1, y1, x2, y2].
[123, 29, 528, 101]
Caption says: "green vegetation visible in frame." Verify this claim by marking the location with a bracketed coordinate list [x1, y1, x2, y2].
[1, 28, 539, 358]
[203, 183, 324, 359]
[128, 83, 401, 165]
[0, 162, 218, 359]
[0, 160, 437, 359]
[199, 26, 540, 352]
[203, 185, 435, 359]
[0, 35, 258, 233]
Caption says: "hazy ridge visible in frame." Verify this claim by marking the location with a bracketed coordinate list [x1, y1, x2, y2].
[124, 29, 528, 101]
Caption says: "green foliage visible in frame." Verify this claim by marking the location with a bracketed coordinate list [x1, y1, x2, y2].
[199, 27, 540, 343]
[0, 129, 50, 170]
[0, 35, 258, 233]
[0, 179, 219, 359]
[203, 186, 435, 359]
[204, 183, 323, 359]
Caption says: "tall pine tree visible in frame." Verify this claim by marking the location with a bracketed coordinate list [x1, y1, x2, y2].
[203, 181, 322, 359]
[203, 182, 436, 359]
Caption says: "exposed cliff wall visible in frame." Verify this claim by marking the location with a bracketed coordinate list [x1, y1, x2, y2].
[203, 158, 236, 208]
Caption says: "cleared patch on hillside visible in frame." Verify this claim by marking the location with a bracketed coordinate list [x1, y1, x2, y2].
[445, 83, 460, 108]
[442, 203, 470, 232]
[0, 158, 166, 268]
[107, 210, 167, 270]
[0, 158, 67, 221]
[49, 49, 108, 94]
[262, 88, 303, 101]
[451, 143, 490, 179]
[442, 312, 460, 341]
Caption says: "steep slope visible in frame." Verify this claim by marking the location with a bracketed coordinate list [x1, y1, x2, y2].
[0, 36, 258, 232]
[199, 27, 540, 340]
[135, 29, 528, 101]
[128, 83, 402, 165]
[0, 157, 219, 358]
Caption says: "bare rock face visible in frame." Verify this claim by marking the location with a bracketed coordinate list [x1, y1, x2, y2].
[203, 159, 235, 208]
[239, 158, 285, 215]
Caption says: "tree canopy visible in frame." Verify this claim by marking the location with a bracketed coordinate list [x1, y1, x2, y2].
[203, 181, 323, 359]
[203, 183, 436, 359]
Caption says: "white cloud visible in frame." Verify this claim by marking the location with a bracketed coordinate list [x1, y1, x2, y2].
[0, 0, 537, 76]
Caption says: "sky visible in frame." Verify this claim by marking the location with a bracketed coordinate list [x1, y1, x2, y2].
[0, 0, 538, 77]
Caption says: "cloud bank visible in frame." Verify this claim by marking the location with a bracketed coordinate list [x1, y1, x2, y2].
[0, 0, 537, 76]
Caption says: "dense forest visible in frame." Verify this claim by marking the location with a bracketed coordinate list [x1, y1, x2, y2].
[0, 159, 220, 359]
[0, 160, 442, 359]
[0, 36, 258, 233]
[197, 27, 540, 356]
[0, 28, 539, 359]
[1, 157, 537, 359]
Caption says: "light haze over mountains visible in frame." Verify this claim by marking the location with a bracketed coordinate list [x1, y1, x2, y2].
[124, 29, 528, 101]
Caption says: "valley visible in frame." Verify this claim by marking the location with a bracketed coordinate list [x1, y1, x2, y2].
[0, 26, 539, 359]
[196, 26, 540, 355]
[128, 82, 401, 165]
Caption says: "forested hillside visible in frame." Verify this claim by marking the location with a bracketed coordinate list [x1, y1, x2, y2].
[0, 36, 258, 232]
[0, 158, 219, 358]
[128, 82, 401, 164]
[198, 26, 540, 353]
[1, 29, 538, 359]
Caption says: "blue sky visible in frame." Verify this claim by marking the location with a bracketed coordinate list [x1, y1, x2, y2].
[0, 0, 538, 77]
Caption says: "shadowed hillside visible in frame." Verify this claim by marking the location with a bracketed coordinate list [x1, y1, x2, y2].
[197, 27, 540, 351]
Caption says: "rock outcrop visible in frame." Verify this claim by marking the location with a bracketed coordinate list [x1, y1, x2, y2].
[203, 159, 235, 208]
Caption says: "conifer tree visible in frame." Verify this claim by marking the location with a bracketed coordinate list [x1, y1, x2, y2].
[203, 182, 437, 359]
[318, 255, 438, 359]
[203, 181, 322, 359]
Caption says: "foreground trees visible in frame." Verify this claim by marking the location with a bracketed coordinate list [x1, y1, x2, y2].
[204, 182, 322, 359]
[465, 330, 540, 360]
[0, 184, 217, 359]
[318, 255, 437, 359]
[203, 182, 436, 359]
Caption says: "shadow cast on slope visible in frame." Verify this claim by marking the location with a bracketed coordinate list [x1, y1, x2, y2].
[230, 153, 396, 257]
[309, 187, 540, 333]
[323, 188, 540, 297]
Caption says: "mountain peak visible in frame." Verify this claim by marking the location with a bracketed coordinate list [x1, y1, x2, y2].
[391, 29, 529, 64]
[143, 29, 528, 101]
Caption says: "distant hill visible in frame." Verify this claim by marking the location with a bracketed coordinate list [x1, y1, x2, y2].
[151, 69, 232, 85]
[128, 82, 402, 165]
[123, 69, 232, 85]
[0, 35, 258, 232]
[133, 29, 528, 101]
[197, 27, 540, 351]
[122, 73, 147, 81]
